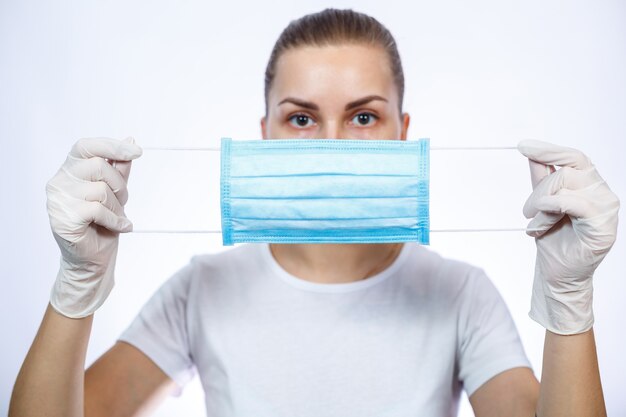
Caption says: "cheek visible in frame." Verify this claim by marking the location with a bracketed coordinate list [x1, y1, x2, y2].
[294, 129, 318, 139]
[264, 112, 288, 138]
[349, 129, 380, 140]
[387, 115, 404, 139]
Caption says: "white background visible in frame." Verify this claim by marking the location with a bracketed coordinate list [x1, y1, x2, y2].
[1, 0, 625, 415]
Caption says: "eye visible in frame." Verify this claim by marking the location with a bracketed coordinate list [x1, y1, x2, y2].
[288, 114, 315, 128]
[351, 112, 378, 126]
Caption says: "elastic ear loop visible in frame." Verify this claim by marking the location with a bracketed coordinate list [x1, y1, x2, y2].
[130, 145, 545, 235]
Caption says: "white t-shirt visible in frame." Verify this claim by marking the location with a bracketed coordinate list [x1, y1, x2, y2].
[118, 242, 531, 417]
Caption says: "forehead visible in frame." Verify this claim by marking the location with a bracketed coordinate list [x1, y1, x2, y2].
[270, 43, 396, 104]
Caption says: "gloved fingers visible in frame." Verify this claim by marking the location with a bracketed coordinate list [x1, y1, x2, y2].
[70, 137, 143, 162]
[534, 191, 595, 220]
[523, 166, 603, 218]
[63, 155, 129, 206]
[526, 211, 565, 237]
[46, 189, 86, 239]
[518, 139, 592, 170]
[113, 160, 133, 184]
[109, 137, 137, 183]
[81, 181, 126, 217]
[529, 160, 555, 189]
[535, 188, 619, 251]
[75, 200, 133, 233]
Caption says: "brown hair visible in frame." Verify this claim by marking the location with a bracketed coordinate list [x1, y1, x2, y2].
[264, 8, 405, 116]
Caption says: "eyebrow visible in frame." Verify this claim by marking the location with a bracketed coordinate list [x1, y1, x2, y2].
[277, 95, 388, 111]
[278, 97, 318, 111]
[344, 95, 388, 111]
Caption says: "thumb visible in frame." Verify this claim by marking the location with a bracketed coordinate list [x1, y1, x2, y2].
[529, 159, 555, 190]
[71, 137, 142, 161]
[114, 137, 139, 182]
[115, 160, 133, 184]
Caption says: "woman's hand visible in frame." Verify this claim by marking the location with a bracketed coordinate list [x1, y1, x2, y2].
[46, 137, 143, 318]
[518, 139, 619, 335]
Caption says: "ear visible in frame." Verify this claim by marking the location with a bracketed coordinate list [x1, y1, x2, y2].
[400, 112, 410, 141]
[260, 116, 267, 139]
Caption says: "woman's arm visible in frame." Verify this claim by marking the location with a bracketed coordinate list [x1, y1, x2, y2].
[10, 137, 157, 416]
[470, 329, 605, 417]
[537, 329, 606, 417]
[9, 304, 175, 417]
[473, 140, 617, 416]
[9, 304, 93, 417]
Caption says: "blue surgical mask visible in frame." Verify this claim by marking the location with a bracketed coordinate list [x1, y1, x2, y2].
[220, 137, 430, 246]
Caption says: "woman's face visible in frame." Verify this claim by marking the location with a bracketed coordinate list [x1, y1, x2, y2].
[261, 43, 410, 141]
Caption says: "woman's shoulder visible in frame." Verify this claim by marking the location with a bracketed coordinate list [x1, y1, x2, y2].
[188, 243, 264, 272]
[405, 243, 484, 276]
[178, 244, 268, 288]
[402, 243, 494, 299]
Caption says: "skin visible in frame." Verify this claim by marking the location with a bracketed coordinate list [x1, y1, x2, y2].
[9, 43, 606, 417]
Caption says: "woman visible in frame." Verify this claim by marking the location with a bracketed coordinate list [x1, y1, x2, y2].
[10, 8, 618, 417]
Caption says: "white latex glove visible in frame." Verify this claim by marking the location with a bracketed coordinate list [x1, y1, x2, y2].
[46, 137, 143, 318]
[518, 139, 619, 335]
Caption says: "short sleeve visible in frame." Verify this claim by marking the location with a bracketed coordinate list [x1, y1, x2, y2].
[118, 260, 197, 394]
[457, 268, 532, 397]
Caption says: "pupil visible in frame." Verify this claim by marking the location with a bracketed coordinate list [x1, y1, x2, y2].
[297, 115, 308, 126]
[358, 114, 370, 124]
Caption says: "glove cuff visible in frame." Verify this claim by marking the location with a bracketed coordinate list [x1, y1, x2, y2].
[49, 255, 116, 319]
[529, 270, 594, 335]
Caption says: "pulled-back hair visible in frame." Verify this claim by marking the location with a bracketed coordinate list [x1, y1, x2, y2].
[264, 8, 404, 116]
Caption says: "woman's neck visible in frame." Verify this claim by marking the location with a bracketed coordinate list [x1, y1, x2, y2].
[269, 243, 404, 284]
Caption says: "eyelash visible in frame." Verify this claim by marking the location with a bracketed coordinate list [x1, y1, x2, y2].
[287, 112, 379, 128]
[288, 113, 316, 128]
[351, 112, 379, 127]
